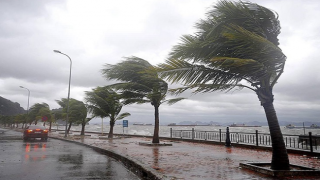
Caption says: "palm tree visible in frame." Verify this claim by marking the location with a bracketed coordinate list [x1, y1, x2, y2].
[0, 115, 11, 127]
[56, 98, 87, 134]
[68, 99, 88, 135]
[102, 57, 185, 143]
[28, 103, 51, 125]
[52, 109, 63, 131]
[158, 1, 289, 170]
[14, 114, 24, 128]
[85, 86, 130, 138]
[80, 117, 93, 135]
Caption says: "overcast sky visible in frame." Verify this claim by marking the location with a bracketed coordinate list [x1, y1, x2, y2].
[1, 0, 319, 125]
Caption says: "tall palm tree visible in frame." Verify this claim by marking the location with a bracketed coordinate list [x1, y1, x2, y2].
[158, 1, 289, 170]
[85, 86, 130, 138]
[102, 57, 185, 143]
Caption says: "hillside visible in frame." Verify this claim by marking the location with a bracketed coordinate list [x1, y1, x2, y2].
[0, 96, 25, 116]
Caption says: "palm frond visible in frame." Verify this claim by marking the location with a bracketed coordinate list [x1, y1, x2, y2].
[158, 0, 285, 95]
[210, 57, 265, 79]
[159, 58, 242, 87]
[163, 98, 186, 105]
[168, 87, 191, 95]
[116, 112, 131, 120]
[169, 83, 237, 95]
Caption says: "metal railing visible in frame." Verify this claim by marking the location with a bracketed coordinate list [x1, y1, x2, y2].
[170, 128, 320, 153]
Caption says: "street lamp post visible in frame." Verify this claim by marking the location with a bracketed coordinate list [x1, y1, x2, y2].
[53, 50, 72, 138]
[19, 86, 30, 128]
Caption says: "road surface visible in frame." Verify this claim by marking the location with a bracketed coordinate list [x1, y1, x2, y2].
[0, 128, 140, 180]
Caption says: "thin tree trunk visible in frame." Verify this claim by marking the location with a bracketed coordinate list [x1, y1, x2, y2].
[67, 122, 72, 134]
[81, 123, 85, 135]
[108, 118, 115, 138]
[49, 121, 52, 132]
[263, 102, 290, 170]
[152, 105, 160, 143]
[101, 118, 104, 135]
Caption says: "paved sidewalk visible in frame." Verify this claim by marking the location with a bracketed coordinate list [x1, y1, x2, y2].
[50, 131, 320, 180]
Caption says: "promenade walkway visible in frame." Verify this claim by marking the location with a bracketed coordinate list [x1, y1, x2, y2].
[49, 131, 320, 180]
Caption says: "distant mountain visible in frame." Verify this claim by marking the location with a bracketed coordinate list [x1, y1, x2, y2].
[178, 121, 196, 125]
[238, 121, 268, 126]
[167, 120, 319, 127]
[168, 120, 271, 126]
[177, 121, 222, 126]
[278, 121, 320, 126]
[0, 96, 25, 116]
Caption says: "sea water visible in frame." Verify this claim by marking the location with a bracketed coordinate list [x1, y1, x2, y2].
[55, 124, 320, 137]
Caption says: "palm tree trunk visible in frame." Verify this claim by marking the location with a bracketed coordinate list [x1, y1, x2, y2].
[152, 105, 160, 143]
[263, 101, 290, 170]
[81, 123, 85, 135]
[108, 117, 115, 138]
[67, 122, 72, 134]
[49, 121, 52, 131]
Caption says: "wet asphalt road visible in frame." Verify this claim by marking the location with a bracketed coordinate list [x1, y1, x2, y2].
[0, 128, 140, 180]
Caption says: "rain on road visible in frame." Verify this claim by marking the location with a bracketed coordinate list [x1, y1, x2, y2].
[0, 128, 140, 180]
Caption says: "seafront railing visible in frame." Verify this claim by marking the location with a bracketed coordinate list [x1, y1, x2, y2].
[170, 128, 320, 153]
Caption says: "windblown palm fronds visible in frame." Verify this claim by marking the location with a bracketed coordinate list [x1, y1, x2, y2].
[158, 0, 289, 170]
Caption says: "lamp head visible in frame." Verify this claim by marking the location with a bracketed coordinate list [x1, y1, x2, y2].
[19, 86, 24, 88]
[53, 50, 61, 53]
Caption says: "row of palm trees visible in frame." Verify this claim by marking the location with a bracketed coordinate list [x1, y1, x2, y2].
[0, 100, 89, 135]
[101, 0, 291, 170]
[0, 91, 130, 139]
[0, 103, 54, 129]
[0, 86, 136, 138]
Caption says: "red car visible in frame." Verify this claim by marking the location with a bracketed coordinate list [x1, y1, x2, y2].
[23, 125, 48, 141]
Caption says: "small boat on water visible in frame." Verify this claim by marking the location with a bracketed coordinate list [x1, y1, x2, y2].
[286, 124, 296, 128]
[133, 123, 144, 125]
[133, 123, 153, 126]
[310, 124, 320, 128]
[168, 123, 195, 126]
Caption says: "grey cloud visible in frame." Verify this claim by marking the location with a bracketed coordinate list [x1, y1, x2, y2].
[0, 0, 319, 125]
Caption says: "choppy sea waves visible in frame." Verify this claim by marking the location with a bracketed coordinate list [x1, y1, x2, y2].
[55, 124, 320, 137]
